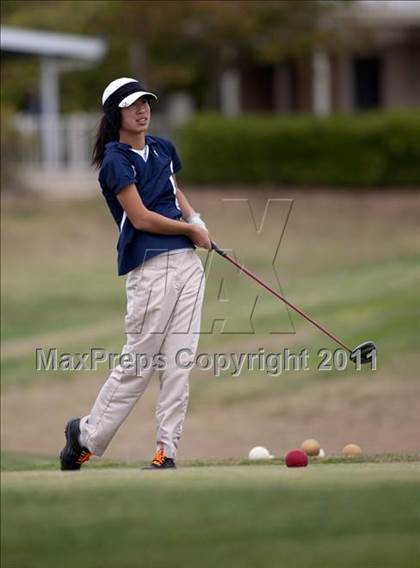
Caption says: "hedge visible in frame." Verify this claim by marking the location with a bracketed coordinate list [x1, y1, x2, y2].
[177, 111, 420, 187]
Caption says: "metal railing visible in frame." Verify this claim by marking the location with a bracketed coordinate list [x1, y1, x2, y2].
[10, 112, 173, 171]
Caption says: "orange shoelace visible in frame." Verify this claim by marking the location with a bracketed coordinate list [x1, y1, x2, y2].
[151, 447, 166, 466]
[77, 450, 92, 465]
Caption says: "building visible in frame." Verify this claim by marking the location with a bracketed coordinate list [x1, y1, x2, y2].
[1, 26, 106, 171]
[1, 2, 419, 193]
[218, 0, 420, 116]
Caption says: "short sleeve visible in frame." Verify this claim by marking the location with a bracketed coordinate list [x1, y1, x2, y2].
[99, 154, 136, 195]
[166, 139, 182, 174]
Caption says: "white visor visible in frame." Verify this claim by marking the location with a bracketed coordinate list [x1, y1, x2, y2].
[102, 77, 158, 108]
[118, 91, 157, 108]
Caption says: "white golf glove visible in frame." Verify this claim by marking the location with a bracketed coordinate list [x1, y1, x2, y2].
[186, 212, 208, 232]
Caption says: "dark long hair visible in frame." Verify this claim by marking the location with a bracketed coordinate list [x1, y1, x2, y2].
[91, 111, 120, 169]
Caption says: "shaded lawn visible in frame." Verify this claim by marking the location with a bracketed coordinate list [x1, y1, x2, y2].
[2, 462, 420, 568]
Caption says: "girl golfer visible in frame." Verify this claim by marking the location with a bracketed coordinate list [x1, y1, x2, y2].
[60, 77, 210, 470]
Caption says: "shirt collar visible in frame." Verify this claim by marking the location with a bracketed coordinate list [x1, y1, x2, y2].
[105, 136, 157, 152]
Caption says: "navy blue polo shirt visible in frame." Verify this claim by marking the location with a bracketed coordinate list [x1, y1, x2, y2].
[99, 136, 194, 276]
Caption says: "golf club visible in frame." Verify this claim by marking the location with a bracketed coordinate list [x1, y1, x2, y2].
[211, 241, 376, 365]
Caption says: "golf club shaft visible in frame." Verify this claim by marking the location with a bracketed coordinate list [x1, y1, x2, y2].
[211, 241, 350, 352]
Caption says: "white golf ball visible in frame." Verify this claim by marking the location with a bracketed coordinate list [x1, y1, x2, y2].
[319, 448, 326, 457]
[248, 446, 274, 461]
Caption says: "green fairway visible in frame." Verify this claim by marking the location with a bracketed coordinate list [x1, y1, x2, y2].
[2, 186, 420, 567]
[2, 459, 420, 568]
[1, 190, 419, 461]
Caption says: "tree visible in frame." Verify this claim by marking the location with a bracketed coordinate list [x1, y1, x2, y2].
[1, 0, 349, 111]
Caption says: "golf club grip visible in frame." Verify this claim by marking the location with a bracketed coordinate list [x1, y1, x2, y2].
[211, 241, 227, 257]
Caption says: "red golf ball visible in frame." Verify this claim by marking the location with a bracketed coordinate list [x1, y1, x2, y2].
[285, 449, 309, 468]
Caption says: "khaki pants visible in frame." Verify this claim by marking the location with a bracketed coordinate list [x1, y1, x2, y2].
[80, 249, 205, 459]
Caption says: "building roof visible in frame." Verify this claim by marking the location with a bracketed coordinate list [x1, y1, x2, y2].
[0, 26, 106, 60]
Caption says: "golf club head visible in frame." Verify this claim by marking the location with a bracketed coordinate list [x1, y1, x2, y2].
[349, 341, 377, 365]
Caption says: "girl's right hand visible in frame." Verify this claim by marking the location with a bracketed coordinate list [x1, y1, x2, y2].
[188, 224, 212, 250]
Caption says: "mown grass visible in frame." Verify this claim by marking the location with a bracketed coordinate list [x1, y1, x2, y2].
[2, 460, 420, 568]
[1, 191, 419, 462]
[1, 244, 418, 387]
[1, 450, 419, 472]
[2, 190, 419, 567]
[2, 191, 419, 387]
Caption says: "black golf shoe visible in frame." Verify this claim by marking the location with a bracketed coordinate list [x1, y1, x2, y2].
[142, 448, 176, 470]
[60, 418, 92, 471]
